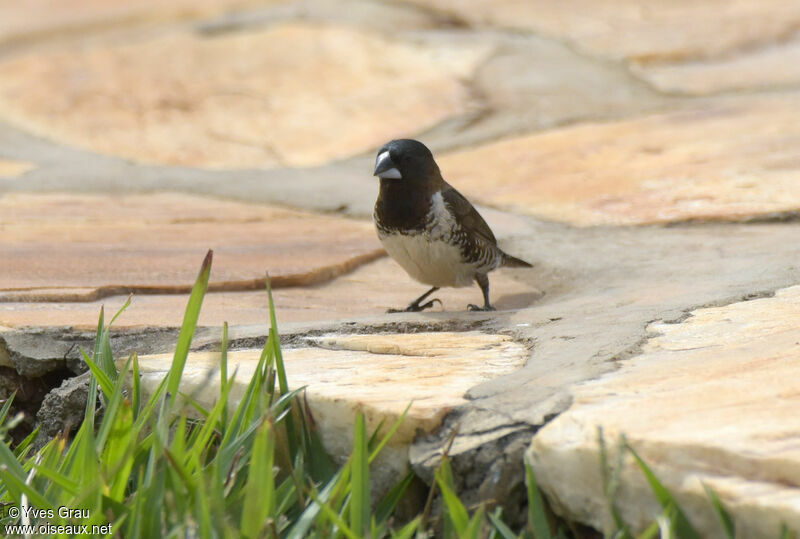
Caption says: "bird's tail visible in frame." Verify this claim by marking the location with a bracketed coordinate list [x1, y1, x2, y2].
[502, 252, 533, 268]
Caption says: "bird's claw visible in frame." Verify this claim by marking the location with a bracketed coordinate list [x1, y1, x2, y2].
[418, 298, 442, 311]
[468, 303, 496, 312]
[387, 298, 442, 313]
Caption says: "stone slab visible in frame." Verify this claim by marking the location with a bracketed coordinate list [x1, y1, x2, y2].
[0, 22, 488, 169]
[0, 257, 541, 329]
[134, 331, 529, 490]
[0, 192, 383, 296]
[0, 324, 225, 378]
[400, 0, 800, 63]
[632, 36, 800, 95]
[413, 30, 671, 155]
[528, 286, 800, 538]
[438, 94, 800, 226]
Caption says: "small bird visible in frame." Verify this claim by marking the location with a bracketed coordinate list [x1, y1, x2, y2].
[373, 139, 532, 312]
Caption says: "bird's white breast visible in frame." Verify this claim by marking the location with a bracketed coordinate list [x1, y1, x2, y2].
[377, 192, 477, 287]
[379, 233, 475, 287]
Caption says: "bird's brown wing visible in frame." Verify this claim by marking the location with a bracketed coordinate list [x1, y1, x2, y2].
[441, 183, 497, 246]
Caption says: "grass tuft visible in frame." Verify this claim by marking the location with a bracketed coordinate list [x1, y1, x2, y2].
[0, 252, 414, 537]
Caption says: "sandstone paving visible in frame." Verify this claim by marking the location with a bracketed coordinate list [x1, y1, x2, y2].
[398, 0, 800, 103]
[2, 0, 800, 530]
[0, 192, 384, 298]
[415, 31, 673, 153]
[399, 0, 800, 64]
[0, 0, 288, 47]
[0, 21, 489, 169]
[0, 118, 383, 219]
[631, 36, 800, 95]
[0, 257, 541, 329]
[437, 93, 800, 226]
[528, 285, 800, 538]
[0, 159, 35, 178]
[0, 31, 673, 223]
[132, 331, 529, 491]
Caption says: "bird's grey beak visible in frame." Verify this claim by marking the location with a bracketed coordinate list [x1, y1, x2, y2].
[373, 150, 402, 179]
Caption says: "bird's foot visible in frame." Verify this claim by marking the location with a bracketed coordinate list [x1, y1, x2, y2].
[387, 298, 442, 313]
[467, 303, 496, 312]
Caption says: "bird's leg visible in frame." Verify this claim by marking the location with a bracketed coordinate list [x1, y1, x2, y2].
[468, 273, 496, 311]
[388, 286, 441, 313]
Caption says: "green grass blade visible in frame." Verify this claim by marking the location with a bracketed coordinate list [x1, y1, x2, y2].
[0, 439, 28, 500]
[30, 461, 80, 495]
[656, 507, 675, 539]
[98, 294, 131, 379]
[91, 305, 105, 376]
[297, 396, 336, 483]
[101, 495, 131, 525]
[60, 417, 91, 476]
[525, 458, 552, 539]
[265, 274, 301, 462]
[132, 372, 169, 432]
[13, 425, 40, 459]
[216, 387, 301, 478]
[168, 249, 213, 407]
[71, 420, 102, 510]
[240, 420, 276, 538]
[636, 520, 660, 539]
[265, 274, 286, 394]
[219, 344, 271, 451]
[95, 356, 131, 450]
[220, 321, 229, 429]
[369, 402, 411, 465]
[703, 483, 735, 539]
[308, 487, 359, 539]
[273, 477, 299, 519]
[82, 365, 99, 437]
[164, 446, 195, 495]
[488, 508, 518, 539]
[125, 476, 145, 539]
[625, 441, 700, 539]
[195, 473, 213, 539]
[140, 461, 166, 538]
[0, 392, 14, 424]
[350, 412, 370, 537]
[367, 417, 386, 450]
[182, 392, 212, 420]
[286, 468, 346, 539]
[83, 349, 115, 398]
[374, 471, 415, 526]
[390, 517, 420, 539]
[0, 467, 52, 509]
[105, 402, 136, 501]
[185, 394, 228, 465]
[436, 456, 469, 535]
[108, 294, 132, 326]
[131, 352, 141, 420]
[466, 505, 486, 539]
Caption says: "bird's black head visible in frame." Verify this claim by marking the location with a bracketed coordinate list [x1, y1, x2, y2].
[373, 139, 440, 183]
